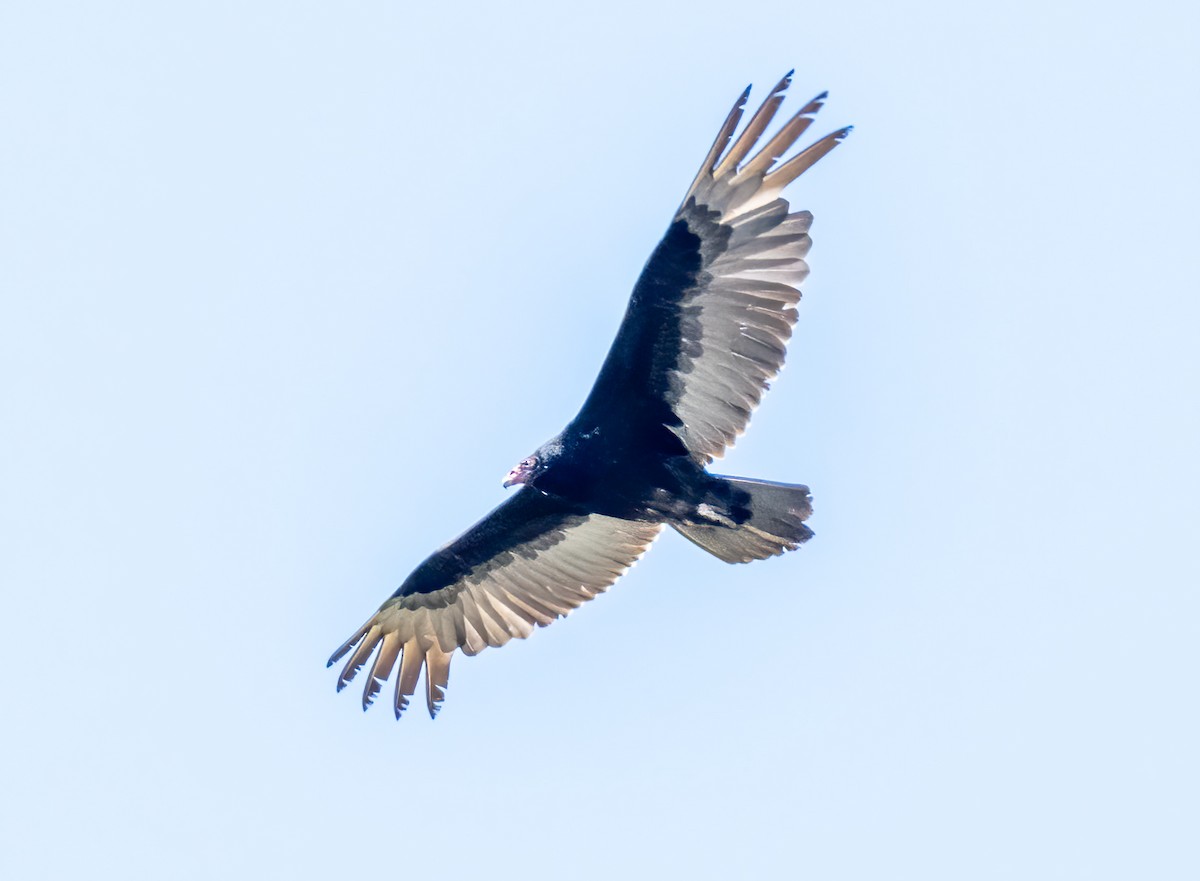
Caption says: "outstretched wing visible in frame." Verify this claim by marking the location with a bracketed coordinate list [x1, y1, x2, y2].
[328, 488, 662, 719]
[574, 72, 850, 464]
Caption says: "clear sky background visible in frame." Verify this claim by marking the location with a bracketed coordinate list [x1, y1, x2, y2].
[2, 1, 1197, 878]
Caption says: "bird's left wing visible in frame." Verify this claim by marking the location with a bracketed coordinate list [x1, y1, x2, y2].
[328, 487, 662, 718]
[575, 73, 850, 464]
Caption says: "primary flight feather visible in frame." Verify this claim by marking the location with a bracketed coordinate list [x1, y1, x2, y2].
[329, 72, 851, 718]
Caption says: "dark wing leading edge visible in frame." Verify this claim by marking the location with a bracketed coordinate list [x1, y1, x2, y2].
[328, 488, 662, 718]
[575, 73, 851, 465]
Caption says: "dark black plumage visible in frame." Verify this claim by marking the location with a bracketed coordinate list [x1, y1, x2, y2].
[328, 73, 851, 718]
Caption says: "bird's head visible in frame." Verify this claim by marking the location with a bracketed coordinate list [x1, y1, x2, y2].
[502, 436, 563, 488]
[502, 455, 541, 488]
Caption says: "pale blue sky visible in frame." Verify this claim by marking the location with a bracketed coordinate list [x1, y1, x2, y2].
[3, 1, 1198, 879]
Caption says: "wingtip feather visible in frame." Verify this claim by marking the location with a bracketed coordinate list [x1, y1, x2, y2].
[337, 626, 382, 692]
[327, 620, 370, 668]
[684, 85, 752, 204]
[732, 91, 830, 183]
[762, 125, 854, 190]
[712, 74, 798, 181]
[425, 645, 452, 719]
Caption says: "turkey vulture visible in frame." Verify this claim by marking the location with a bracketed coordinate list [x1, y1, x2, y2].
[329, 72, 850, 718]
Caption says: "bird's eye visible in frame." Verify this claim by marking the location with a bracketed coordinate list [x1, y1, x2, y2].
[524, 458, 537, 468]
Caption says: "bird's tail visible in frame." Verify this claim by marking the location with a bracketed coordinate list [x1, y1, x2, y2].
[673, 476, 813, 563]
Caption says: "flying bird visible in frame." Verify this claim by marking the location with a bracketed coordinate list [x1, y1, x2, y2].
[329, 73, 850, 718]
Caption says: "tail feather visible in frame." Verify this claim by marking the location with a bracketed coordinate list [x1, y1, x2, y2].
[674, 476, 813, 564]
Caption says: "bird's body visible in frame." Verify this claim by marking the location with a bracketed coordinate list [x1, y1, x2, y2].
[329, 73, 850, 718]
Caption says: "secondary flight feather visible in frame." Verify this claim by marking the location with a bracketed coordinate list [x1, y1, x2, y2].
[329, 72, 851, 718]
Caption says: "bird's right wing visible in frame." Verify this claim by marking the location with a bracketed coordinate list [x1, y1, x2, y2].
[328, 487, 662, 718]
